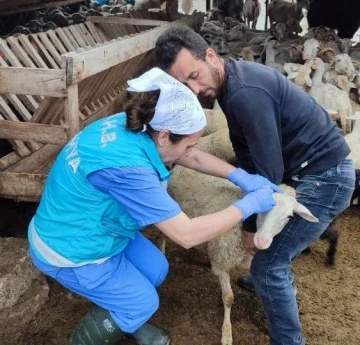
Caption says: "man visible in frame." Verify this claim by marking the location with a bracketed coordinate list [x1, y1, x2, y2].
[154, 25, 355, 345]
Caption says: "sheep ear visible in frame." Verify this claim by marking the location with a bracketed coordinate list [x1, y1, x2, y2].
[349, 82, 356, 88]
[288, 72, 298, 80]
[293, 201, 319, 222]
[305, 76, 313, 87]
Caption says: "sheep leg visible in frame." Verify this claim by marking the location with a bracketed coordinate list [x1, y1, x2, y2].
[214, 269, 234, 345]
[158, 235, 167, 255]
[253, 19, 258, 30]
[339, 109, 348, 133]
[265, 0, 269, 30]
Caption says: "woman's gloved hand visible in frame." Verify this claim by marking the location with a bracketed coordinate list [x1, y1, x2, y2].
[233, 188, 276, 220]
[228, 168, 282, 194]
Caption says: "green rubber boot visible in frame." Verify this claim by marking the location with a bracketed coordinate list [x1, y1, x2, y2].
[126, 323, 170, 345]
[69, 306, 126, 345]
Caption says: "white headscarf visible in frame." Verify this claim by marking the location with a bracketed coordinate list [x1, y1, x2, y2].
[127, 67, 206, 135]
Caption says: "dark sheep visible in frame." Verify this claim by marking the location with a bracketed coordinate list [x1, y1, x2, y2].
[307, 0, 360, 39]
[217, 0, 245, 21]
[352, 169, 360, 205]
[302, 224, 338, 266]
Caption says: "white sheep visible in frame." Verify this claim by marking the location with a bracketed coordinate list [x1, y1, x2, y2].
[203, 101, 228, 136]
[287, 60, 313, 91]
[302, 38, 320, 61]
[265, 40, 285, 74]
[344, 114, 360, 169]
[167, 129, 318, 345]
[333, 53, 357, 79]
[308, 57, 353, 131]
[323, 54, 357, 89]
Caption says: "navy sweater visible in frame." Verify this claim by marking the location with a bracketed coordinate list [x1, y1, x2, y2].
[217, 59, 350, 231]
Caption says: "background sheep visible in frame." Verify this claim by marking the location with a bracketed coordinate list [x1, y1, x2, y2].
[268, 0, 309, 27]
[243, 0, 261, 29]
[307, 57, 353, 131]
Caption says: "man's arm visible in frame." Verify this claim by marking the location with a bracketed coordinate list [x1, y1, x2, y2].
[227, 87, 285, 240]
[228, 87, 285, 185]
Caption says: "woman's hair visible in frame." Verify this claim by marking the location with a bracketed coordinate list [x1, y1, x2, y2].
[124, 90, 187, 144]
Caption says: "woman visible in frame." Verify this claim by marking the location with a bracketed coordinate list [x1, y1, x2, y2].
[28, 68, 280, 345]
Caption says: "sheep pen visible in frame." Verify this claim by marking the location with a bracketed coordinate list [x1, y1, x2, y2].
[0, 162, 359, 345]
[1, 5, 360, 345]
[1, 116, 359, 345]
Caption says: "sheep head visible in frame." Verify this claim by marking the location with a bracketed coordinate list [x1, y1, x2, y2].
[254, 192, 319, 250]
[333, 54, 357, 80]
[302, 38, 322, 61]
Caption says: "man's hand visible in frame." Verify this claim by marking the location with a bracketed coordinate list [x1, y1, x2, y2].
[228, 168, 282, 194]
[242, 231, 257, 256]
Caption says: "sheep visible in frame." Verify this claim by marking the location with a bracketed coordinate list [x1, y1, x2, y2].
[238, 46, 264, 62]
[226, 24, 268, 42]
[287, 60, 313, 91]
[302, 38, 321, 61]
[268, 0, 309, 26]
[167, 128, 318, 345]
[320, 54, 357, 92]
[286, 18, 302, 35]
[205, 7, 226, 22]
[264, 40, 288, 74]
[301, 224, 339, 266]
[349, 47, 360, 62]
[335, 75, 357, 94]
[301, 32, 348, 62]
[284, 62, 302, 75]
[344, 114, 360, 168]
[352, 72, 360, 103]
[243, 0, 261, 29]
[333, 53, 357, 79]
[269, 22, 292, 42]
[352, 169, 360, 205]
[308, 57, 353, 131]
[217, 0, 245, 22]
[223, 16, 242, 30]
[307, 0, 360, 39]
[201, 21, 225, 36]
[203, 104, 229, 136]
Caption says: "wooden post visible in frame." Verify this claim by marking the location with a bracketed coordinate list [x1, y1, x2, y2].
[64, 84, 79, 140]
[265, 0, 269, 30]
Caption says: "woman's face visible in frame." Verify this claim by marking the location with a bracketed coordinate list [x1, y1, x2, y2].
[155, 129, 205, 165]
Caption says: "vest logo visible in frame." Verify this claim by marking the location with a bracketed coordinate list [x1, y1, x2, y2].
[103, 319, 115, 333]
[101, 119, 117, 148]
[66, 134, 81, 173]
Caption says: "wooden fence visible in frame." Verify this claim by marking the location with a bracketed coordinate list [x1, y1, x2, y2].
[0, 10, 204, 201]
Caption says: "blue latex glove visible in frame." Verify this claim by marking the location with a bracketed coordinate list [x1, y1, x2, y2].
[233, 188, 276, 220]
[228, 168, 283, 194]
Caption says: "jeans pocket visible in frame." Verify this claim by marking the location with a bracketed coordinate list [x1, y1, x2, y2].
[338, 159, 356, 181]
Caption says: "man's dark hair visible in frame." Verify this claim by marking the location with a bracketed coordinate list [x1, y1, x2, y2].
[155, 25, 209, 71]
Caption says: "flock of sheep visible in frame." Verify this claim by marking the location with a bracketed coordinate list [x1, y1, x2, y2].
[203, 1, 360, 131]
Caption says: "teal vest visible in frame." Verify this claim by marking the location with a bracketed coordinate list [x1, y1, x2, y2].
[31, 113, 170, 264]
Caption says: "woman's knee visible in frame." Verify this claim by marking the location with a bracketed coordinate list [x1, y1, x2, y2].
[153, 255, 169, 288]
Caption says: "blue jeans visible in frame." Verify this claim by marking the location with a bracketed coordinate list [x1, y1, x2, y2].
[250, 159, 355, 345]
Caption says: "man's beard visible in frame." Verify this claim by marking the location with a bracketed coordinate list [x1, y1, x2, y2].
[201, 63, 222, 99]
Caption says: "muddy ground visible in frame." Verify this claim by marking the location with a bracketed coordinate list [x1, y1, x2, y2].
[1, 198, 359, 345]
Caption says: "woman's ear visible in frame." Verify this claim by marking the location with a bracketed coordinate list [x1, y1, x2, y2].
[157, 130, 170, 147]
